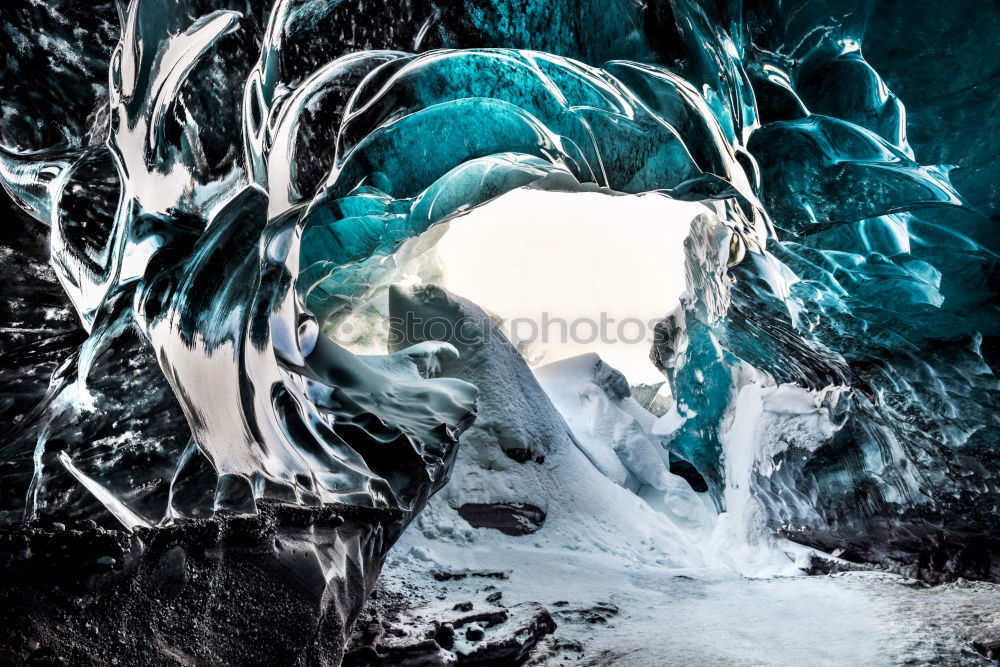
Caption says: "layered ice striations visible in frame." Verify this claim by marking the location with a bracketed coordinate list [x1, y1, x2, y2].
[1, 0, 998, 585]
[3, 0, 479, 527]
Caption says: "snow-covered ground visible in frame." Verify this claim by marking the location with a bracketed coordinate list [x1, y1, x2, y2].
[382, 537, 1000, 666]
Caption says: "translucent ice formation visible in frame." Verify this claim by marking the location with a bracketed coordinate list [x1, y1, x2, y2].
[2, 0, 998, 582]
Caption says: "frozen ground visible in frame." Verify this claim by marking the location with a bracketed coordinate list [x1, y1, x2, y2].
[380, 537, 1000, 666]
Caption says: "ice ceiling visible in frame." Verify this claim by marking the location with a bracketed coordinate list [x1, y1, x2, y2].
[1, 0, 998, 578]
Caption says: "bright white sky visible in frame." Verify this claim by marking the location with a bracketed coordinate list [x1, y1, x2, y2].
[433, 188, 705, 385]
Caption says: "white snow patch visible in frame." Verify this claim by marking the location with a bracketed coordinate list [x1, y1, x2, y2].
[533, 353, 714, 534]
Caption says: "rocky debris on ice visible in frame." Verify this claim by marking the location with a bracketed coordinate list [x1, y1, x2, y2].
[455, 502, 546, 536]
[973, 638, 1000, 662]
[344, 596, 556, 666]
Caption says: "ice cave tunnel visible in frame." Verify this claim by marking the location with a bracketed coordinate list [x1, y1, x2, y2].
[2, 0, 1000, 664]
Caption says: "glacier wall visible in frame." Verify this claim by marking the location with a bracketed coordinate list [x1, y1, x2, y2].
[1, 0, 998, 592]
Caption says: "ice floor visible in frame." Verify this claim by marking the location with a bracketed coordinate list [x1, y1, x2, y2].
[381, 538, 1000, 666]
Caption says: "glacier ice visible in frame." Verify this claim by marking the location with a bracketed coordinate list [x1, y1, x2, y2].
[1, 0, 999, 661]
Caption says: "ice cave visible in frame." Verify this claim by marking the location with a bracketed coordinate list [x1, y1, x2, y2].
[1, 0, 999, 664]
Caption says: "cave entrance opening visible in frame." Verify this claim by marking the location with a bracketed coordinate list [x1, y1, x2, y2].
[327, 186, 703, 402]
